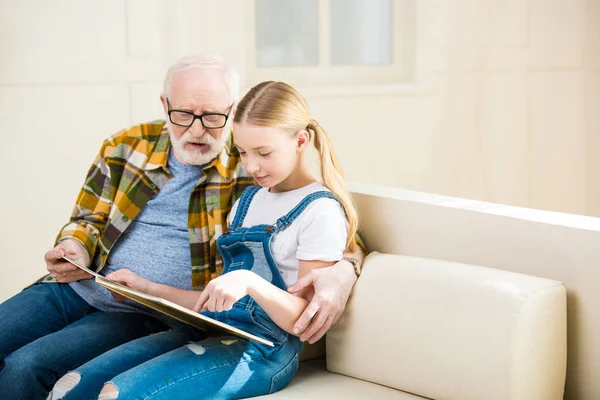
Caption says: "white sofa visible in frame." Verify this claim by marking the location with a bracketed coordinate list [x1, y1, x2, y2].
[349, 183, 599, 399]
[258, 252, 567, 400]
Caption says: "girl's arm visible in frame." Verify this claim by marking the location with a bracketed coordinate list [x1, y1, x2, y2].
[192, 259, 335, 335]
[246, 260, 334, 335]
[105, 269, 202, 310]
[147, 283, 202, 310]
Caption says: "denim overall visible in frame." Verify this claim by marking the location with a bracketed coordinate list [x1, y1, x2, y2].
[204, 186, 341, 354]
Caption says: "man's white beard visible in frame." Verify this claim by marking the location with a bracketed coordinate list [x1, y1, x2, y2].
[167, 123, 229, 166]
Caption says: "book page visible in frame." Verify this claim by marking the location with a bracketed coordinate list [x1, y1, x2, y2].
[61, 255, 274, 346]
[61, 256, 103, 278]
[95, 276, 274, 347]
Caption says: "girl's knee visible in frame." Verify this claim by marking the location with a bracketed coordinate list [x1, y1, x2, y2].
[47, 372, 81, 400]
[98, 383, 119, 400]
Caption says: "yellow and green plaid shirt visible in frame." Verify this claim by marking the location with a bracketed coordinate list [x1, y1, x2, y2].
[51, 120, 255, 289]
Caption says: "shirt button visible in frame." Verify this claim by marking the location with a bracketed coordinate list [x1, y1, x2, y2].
[121, 215, 129, 222]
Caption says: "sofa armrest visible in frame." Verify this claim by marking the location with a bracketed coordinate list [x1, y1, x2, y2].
[326, 252, 567, 400]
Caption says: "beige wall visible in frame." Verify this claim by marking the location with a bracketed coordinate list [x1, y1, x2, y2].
[310, 0, 599, 218]
[0, 0, 598, 298]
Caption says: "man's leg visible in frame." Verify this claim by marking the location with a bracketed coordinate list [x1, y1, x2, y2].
[0, 283, 90, 368]
[49, 326, 207, 400]
[0, 301, 168, 400]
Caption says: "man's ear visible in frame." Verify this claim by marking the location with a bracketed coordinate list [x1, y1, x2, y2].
[160, 95, 168, 116]
[296, 130, 310, 151]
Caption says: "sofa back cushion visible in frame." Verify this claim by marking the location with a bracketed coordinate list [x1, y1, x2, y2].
[326, 252, 566, 400]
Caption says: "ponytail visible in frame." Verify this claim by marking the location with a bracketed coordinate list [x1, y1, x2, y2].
[234, 81, 359, 251]
[308, 119, 358, 252]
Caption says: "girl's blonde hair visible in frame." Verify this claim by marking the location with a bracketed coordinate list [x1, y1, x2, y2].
[234, 81, 358, 251]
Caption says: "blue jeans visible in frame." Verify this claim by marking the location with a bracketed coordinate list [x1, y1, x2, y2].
[54, 327, 298, 400]
[52, 326, 208, 400]
[0, 283, 168, 400]
[105, 333, 300, 399]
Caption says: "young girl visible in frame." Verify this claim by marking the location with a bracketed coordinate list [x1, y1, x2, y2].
[60, 81, 359, 400]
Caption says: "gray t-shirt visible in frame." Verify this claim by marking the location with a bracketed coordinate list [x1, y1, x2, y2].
[70, 150, 203, 326]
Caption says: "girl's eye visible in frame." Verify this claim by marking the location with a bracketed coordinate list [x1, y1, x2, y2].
[259, 152, 271, 157]
[239, 151, 246, 156]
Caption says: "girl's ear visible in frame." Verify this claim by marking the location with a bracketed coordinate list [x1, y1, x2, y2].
[296, 130, 310, 151]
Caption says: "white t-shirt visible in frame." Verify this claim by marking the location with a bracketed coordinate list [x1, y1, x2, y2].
[228, 182, 348, 287]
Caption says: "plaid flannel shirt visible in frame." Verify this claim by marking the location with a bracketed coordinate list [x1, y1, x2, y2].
[45, 120, 255, 289]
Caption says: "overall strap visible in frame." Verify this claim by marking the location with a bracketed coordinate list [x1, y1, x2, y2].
[230, 185, 261, 229]
[274, 191, 342, 233]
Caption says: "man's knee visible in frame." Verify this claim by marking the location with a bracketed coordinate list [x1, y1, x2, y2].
[47, 372, 81, 400]
[3, 347, 47, 376]
[98, 383, 119, 399]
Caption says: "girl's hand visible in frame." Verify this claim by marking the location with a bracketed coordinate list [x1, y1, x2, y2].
[105, 269, 152, 302]
[193, 270, 256, 312]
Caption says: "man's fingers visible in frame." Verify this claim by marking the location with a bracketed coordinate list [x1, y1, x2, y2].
[50, 264, 76, 280]
[300, 306, 329, 342]
[45, 248, 65, 263]
[64, 247, 78, 255]
[63, 263, 77, 272]
[293, 301, 320, 335]
[47, 255, 78, 274]
[330, 308, 344, 326]
[73, 270, 93, 279]
[56, 269, 92, 283]
[307, 315, 334, 344]
[288, 273, 315, 294]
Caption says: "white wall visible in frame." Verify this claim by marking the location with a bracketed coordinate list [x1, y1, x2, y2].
[306, 0, 600, 219]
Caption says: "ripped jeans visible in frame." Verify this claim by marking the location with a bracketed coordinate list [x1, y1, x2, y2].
[50, 325, 300, 400]
[0, 282, 168, 400]
[49, 326, 206, 400]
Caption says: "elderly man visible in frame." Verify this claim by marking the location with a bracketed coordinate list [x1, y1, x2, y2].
[0, 54, 364, 399]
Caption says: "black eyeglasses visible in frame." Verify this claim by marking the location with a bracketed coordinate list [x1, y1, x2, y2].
[167, 98, 233, 129]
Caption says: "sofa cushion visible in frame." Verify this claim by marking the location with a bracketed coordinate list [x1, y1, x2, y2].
[326, 252, 566, 400]
[251, 360, 427, 399]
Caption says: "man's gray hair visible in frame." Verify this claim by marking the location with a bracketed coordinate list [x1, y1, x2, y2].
[162, 54, 240, 102]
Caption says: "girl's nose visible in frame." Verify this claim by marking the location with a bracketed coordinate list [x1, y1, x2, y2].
[246, 161, 260, 174]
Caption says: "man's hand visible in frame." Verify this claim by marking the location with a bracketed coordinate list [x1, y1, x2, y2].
[105, 269, 152, 302]
[44, 239, 93, 283]
[287, 260, 357, 344]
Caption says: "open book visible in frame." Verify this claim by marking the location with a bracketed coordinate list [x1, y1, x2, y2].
[62, 256, 274, 347]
